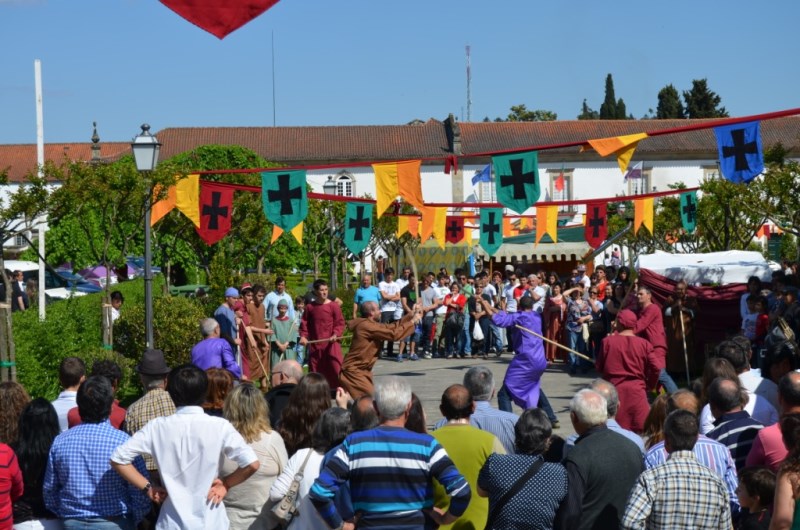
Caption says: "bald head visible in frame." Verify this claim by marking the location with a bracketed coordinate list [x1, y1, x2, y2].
[708, 377, 744, 416]
[440, 384, 474, 420]
[667, 389, 701, 416]
[588, 379, 619, 418]
[779, 371, 800, 411]
[273, 360, 303, 383]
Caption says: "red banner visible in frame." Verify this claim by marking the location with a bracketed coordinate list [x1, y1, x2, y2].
[196, 182, 234, 245]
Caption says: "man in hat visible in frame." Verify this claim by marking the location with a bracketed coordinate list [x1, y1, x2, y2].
[125, 349, 176, 528]
[595, 309, 661, 433]
[576, 264, 591, 290]
[215, 287, 241, 348]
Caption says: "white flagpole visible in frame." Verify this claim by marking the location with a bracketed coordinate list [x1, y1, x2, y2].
[35, 60, 46, 320]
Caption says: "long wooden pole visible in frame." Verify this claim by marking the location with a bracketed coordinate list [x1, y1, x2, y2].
[514, 324, 595, 363]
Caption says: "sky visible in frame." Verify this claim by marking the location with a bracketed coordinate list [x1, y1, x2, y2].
[1, 0, 799, 145]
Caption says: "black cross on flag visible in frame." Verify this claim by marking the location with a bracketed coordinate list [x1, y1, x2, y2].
[584, 202, 607, 249]
[480, 208, 503, 256]
[344, 202, 373, 255]
[445, 216, 465, 244]
[714, 121, 764, 184]
[197, 182, 234, 245]
[680, 191, 698, 233]
[262, 170, 309, 231]
[493, 151, 541, 214]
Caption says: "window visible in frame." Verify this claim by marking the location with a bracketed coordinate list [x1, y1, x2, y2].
[335, 171, 354, 197]
[479, 179, 497, 203]
[547, 169, 574, 212]
[626, 168, 652, 195]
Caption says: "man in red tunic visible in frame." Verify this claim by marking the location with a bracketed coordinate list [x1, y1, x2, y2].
[634, 286, 678, 393]
[596, 309, 661, 432]
[299, 279, 345, 391]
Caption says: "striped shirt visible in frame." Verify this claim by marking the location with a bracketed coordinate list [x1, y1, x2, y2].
[622, 451, 731, 529]
[433, 401, 519, 454]
[310, 425, 470, 529]
[707, 410, 763, 471]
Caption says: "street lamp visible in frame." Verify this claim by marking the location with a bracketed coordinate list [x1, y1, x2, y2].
[323, 175, 337, 291]
[131, 124, 161, 348]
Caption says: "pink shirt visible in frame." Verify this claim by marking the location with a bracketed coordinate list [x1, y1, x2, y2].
[744, 423, 787, 472]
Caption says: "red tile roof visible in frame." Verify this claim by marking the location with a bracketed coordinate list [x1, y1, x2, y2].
[0, 142, 129, 182]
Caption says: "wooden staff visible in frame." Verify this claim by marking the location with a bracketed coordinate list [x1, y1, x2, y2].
[304, 335, 352, 345]
[679, 307, 691, 387]
[514, 324, 595, 363]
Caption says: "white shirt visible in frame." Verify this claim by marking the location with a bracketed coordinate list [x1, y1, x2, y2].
[111, 406, 257, 530]
[531, 286, 547, 313]
[51, 391, 77, 432]
[699, 395, 778, 435]
[503, 282, 517, 312]
[434, 286, 450, 315]
[269, 448, 326, 530]
[378, 281, 400, 314]
[739, 369, 779, 410]
[578, 274, 591, 290]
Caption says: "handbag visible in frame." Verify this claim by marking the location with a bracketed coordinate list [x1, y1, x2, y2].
[581, 322, 590, 342]
[588, 319, 605, 335]
[484, 457, 545, 530]
[271, 449, 314, 526]
[473, 322, 485, 341]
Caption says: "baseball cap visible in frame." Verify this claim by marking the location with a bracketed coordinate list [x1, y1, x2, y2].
[224, 287, 239, 297]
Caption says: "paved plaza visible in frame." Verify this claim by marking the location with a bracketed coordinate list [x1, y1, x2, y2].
[371, 355, 597, 439]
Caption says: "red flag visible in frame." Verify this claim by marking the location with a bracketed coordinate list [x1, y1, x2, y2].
[159, 0, 280, 39]
[196, 182, 234, 245]
[445, 216, 465, 244]
[584, 202, 608, 249]
[555, 166, 565, 192]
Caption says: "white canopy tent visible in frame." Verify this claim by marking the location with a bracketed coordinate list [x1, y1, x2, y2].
[635, 250, 772, 285]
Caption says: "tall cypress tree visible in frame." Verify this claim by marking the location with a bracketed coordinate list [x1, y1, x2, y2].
[599, 74, 618, 119]
[683, 79, 728, 118]
[656, 84, 685, 118]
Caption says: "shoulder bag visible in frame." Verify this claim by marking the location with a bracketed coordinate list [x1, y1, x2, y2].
[271, 449, 314, 526]
[484, 457, 545, 530]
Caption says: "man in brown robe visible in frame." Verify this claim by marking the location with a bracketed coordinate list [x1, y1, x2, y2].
[339, 300, 422, 399]
[247, 284, 273, 388]
[664, 279, 699, 373]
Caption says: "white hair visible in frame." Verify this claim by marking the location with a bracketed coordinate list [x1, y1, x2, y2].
[200, 318, 219, 337]
[374, 376, 412, 420]
[570, 389, 608, 427]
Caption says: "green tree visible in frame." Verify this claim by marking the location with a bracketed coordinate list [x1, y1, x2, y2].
[656, 84, 685, 119]
[599, 74, 629, 119]
[577, 99, 599, 120]
[761, 144, 800, 260]
[505, 104, 557, 122]
[683, 79, 728, 119]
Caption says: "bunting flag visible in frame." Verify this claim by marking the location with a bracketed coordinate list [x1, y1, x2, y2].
[471, 164, 492, 186]
[270, 222, 304, 244]
[502, 217, 515, 237]
[584, 202, 608, 248]
[555, 165, 565, 192]
[343, 202, 373, 255]
[680, 191, 698, 234]
[479, 208, 504, 256]
[623, 161, 643, 182]
[197, 182, 234, 245]
[262, 170, 308, 231]
[420, 207, 446, 246]
[461, 211, 473, 242]
[587, 132, 648, 174]
[159, 0, 281, 39]
[633, 197, 654, 234]
[756, 224, 770, 239]
[445, 216, 465, 244]
[714, 121, 764, 183]
[493, 151, 540, 214]
[373, 160, 424, 217]
[535, 206, 558, 246]
[518, 217, 531, 231]
[150, 174, 201, 227]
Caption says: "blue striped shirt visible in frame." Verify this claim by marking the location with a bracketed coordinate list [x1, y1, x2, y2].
[433, 401, 519, 454]
[310, 425, 470, 529]
[43, 420, 150, 522]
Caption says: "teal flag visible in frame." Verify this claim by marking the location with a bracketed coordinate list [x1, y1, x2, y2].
[344, 202, 373, 255]
[680, 191, 698, 234]
[479, 208, 504, 256]
[493, 151, 540, 214]
[262, 170, 308, 231]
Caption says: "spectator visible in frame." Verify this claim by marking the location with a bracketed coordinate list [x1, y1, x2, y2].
[405, 393, 428, 434]
[0, 382, 30, 445]
[352, 274, 381, 325]
[45, 376, 150, 528]
[269, 407, 350, 530]
[0, 442, 22, 530]
[377, 268, 402, 360]
[349, 395, 379, 432]
[432, 384, 504, 529]
[478, 408, 566, 529]
[264, 360, 303, 428]
[110, 291, 124, 322]
[202, 368, 234, 417]
[746, 371, 800, 472]
[51, 357, 85, 432]
[765, 413, 800, 529]
[558, 389, 643, 529]
[736, 466, 774, 530]
[11, 399, 59, 529]
[718, 339, 779, 410]
[190, 318, 242, 380]
[706, 377, 764, 470]
[222, 383, 288, 530]
[277, 373, 331, 457]
[68, 360, 126, 429]
[642, 394, 669, 449]
[621, 410, 731, 529]
[310, 376, 470, 529]
[11, 270, 27, 312]
[265, 276, 295, 322]
[111, 364, 259, 529]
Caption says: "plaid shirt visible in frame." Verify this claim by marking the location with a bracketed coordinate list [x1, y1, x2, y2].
[622, 451, 731, 530]
[44, 420, 150, 522]
[124, 388, 176, 470]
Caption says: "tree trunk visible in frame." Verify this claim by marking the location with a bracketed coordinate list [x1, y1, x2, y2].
[0, 304, 13, 382]
[102, 303, 113, 349]
[257, 256, 265, 275]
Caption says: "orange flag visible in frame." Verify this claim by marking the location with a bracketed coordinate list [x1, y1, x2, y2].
[535, 206, 558, 245]
[150, 174, 200, 227]
[373, 160, 424, 217]
[461, 211, 473, 242]
[634, 198, 654, 234]
[151, 184, 177, 226]
[587, 133, 648, 174]
[271, 222, 303, 244]
[408, 216, 420, 238]
[397, 216, 410, 238]
[271, 225, 283, 243]
[503, 218, 515, 237]
[420, 207, 445, 244]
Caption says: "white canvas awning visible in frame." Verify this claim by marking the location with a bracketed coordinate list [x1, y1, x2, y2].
[475, 241, 591, 263]
[635, 250, 772, 285]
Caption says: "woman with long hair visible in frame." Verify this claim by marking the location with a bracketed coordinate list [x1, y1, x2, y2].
[277, 373, 331, 457]
[543, 282, 567, 363]
[202, 368, 233, 417]
[0, 382, 30, 445]
[222, 383, 288, 530]
[405, 393, 427, 434]
[642, 394, 669, 450]
[11, 398, 61, 529]
[270, 407, 351, 530]
[769, 413, 800, 529]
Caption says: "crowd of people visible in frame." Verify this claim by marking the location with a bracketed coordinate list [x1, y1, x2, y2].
[6, 259, 800, 529]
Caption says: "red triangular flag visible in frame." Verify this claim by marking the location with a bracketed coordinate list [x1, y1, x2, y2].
[159, 0, 281, 39]
[445, 216, 465, 244]
[555, 166, 565, 192]
[584, 202, 608, 249]
[196, 182, 234, 245]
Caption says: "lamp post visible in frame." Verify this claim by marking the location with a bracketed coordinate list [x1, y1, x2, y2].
[323, 175, 337, 291]
[131, 124, 161, 348]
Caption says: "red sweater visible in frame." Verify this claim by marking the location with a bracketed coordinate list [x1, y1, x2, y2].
[0, 443, 23, 530]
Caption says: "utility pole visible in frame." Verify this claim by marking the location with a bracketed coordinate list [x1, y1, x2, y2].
[465, 45, 472, 122]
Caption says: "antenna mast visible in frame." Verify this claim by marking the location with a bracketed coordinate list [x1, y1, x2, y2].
[465, 45, 471, 122]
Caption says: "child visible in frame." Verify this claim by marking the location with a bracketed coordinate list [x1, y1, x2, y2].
[292, 296, 305, 365]
[270, 300, 296, 369]
[742, 296, 758, 342]
[736, 466, 775, 529]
